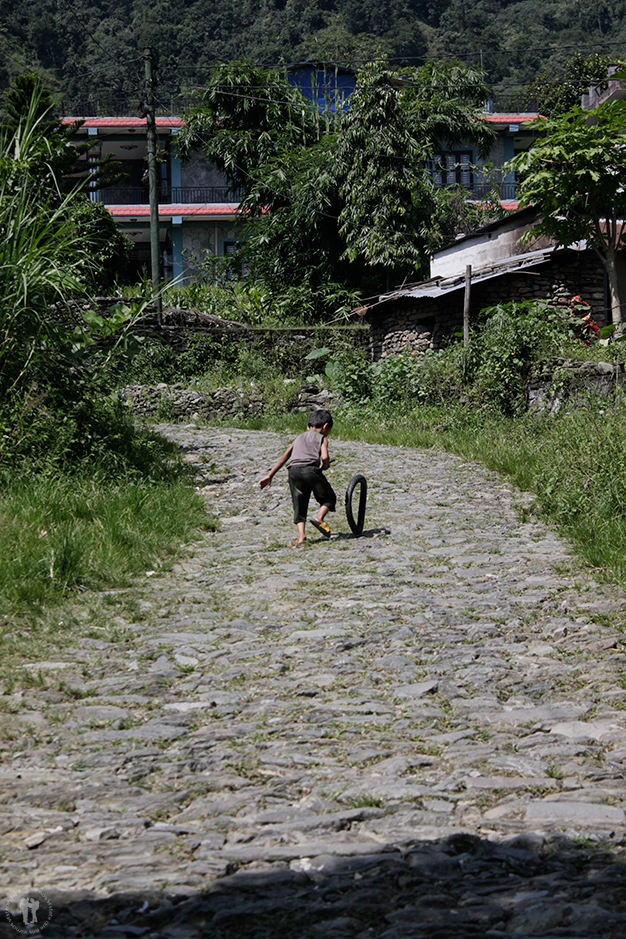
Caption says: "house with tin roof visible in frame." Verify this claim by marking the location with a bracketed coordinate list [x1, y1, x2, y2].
[361, 207, 610, 360]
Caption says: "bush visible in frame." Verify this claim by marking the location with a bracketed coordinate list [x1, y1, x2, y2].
[321, 301, 578, 416]
[453, 301, 568, 415]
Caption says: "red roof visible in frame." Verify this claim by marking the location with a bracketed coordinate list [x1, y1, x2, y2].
[62, 117, 185, 128]
[483, 113, 542, 124]
[108, 204, 240, 218]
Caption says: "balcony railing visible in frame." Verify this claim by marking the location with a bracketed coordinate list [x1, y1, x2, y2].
[432, 181, 520, 201]
[99, 186, 240, 205]
[469, 182, 520, 201]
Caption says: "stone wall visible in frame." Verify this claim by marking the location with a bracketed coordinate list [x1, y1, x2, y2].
[369, 252, 607, 360]
[122, 383, 335, 421]
[122, 384, 265, 422]
[528, 358, 626, 412]
[63, 297, 370, 365]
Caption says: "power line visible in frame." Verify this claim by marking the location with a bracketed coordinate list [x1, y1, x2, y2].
[169, 39, 626, 72]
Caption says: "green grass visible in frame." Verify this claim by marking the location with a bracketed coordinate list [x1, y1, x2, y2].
[0, 472, 215, 614]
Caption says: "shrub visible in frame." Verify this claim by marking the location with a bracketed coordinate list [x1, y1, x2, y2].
[324, 301, 576, 415]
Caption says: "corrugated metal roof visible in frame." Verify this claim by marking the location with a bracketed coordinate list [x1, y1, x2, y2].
[377, 246, 557, 304]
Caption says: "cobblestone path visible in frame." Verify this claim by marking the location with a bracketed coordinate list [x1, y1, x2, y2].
[3, 425, 626, 938]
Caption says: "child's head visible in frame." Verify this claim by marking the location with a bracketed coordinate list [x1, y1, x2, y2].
[308, 409, 333, 432]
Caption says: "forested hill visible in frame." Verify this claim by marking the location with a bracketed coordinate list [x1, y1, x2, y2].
[1, 0, 625, 114]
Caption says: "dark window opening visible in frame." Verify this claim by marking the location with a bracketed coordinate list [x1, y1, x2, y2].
[431, 152, 473, 189]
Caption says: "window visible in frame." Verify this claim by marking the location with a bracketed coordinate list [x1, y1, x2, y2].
[431, 151, 473, 189]
[222, 240, 248, 279]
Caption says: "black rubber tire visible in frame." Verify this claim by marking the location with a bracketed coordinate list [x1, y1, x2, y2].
[345, 474, 367, 536]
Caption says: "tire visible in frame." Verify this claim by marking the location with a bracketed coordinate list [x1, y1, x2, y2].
[345, 474, 367, 536]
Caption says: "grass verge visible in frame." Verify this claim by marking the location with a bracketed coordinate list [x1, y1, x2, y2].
[0, 473, 214, 615]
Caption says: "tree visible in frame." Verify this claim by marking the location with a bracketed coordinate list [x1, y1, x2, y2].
[509, 101, 626, 334]
[176, 63, 318, 195]
[335, 68, 435, 283]
[180, 61, 493, 307]
[526, 53, 610, 117]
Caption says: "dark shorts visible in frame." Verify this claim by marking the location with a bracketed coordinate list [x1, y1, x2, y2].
[288, 465, 337, 524]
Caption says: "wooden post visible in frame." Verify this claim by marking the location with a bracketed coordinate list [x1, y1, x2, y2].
[463, 264, 471, 345]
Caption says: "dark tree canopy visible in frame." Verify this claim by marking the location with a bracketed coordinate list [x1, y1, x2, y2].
[0, 0, 624, 112]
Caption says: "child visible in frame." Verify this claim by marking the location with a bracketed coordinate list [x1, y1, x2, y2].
[259, 409, 336, 546]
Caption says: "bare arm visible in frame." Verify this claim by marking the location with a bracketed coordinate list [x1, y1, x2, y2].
[259, 444, 293, 489]
[320, 437, 330, 471]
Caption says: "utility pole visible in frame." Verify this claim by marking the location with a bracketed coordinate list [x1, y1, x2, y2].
[143, 46, 161, 318]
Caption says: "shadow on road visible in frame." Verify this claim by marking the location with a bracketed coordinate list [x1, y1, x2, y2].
[329, 528, 392, 542]
[5, 833, 626, 938]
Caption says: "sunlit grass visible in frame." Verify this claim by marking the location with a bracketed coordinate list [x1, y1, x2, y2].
[0, 473, 214, 614]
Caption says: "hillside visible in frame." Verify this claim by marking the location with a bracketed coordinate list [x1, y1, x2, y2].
[1, 0, 625, 113]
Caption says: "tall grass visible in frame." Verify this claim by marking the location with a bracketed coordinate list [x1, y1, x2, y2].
[0, 472, 213, 614]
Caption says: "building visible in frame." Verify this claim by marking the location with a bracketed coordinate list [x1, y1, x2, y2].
[582, 63, 626, 110]
[431, 112, 542, 209]
[361, 208, 610, 360]
[63, 95, 541, 285]
[286, 62, 356, 113]
[65, 116, 243, 284]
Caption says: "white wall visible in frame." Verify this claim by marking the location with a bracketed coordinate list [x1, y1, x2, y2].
[430, 215, 549, 279]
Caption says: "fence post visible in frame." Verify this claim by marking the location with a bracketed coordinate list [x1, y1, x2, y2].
[463, 265, 471, 345]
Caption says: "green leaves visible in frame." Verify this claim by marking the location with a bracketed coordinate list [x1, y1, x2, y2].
[508, 100, 626, 328]
[0, 88, 135, 400]
[334, 67, 431, 273]
[182, 59, 496, 302]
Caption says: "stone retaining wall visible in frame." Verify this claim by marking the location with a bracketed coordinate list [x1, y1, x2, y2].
[67, 297, 370, 362]
[528, 358, 626, 412]
[122, 383, 335, 421]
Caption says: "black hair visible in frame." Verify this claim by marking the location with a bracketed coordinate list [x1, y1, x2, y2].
[308, 408, 333, 428]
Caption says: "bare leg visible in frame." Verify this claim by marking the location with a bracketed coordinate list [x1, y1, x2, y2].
[295, 521, 306, 546]
[314, 505, 330, 523]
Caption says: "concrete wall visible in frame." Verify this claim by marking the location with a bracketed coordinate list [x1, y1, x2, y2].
[180, 152, 230, 189]
[473, 134, 507, 190]
[431, 213, 552, 279]
[180, 221, 245, 282]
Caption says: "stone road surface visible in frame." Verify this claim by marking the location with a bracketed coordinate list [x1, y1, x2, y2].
[3, 424, 626, 938]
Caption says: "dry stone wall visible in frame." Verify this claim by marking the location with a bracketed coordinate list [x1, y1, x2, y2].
[69, 297, 370, 362]
[528, 358, 626, 412]
[122, 383, 335, 421]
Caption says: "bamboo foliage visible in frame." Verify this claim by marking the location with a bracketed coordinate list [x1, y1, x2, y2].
[0, 99, 97, 392]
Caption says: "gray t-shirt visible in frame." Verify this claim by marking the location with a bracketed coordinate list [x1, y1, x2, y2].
[289, 430, 324, 467]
